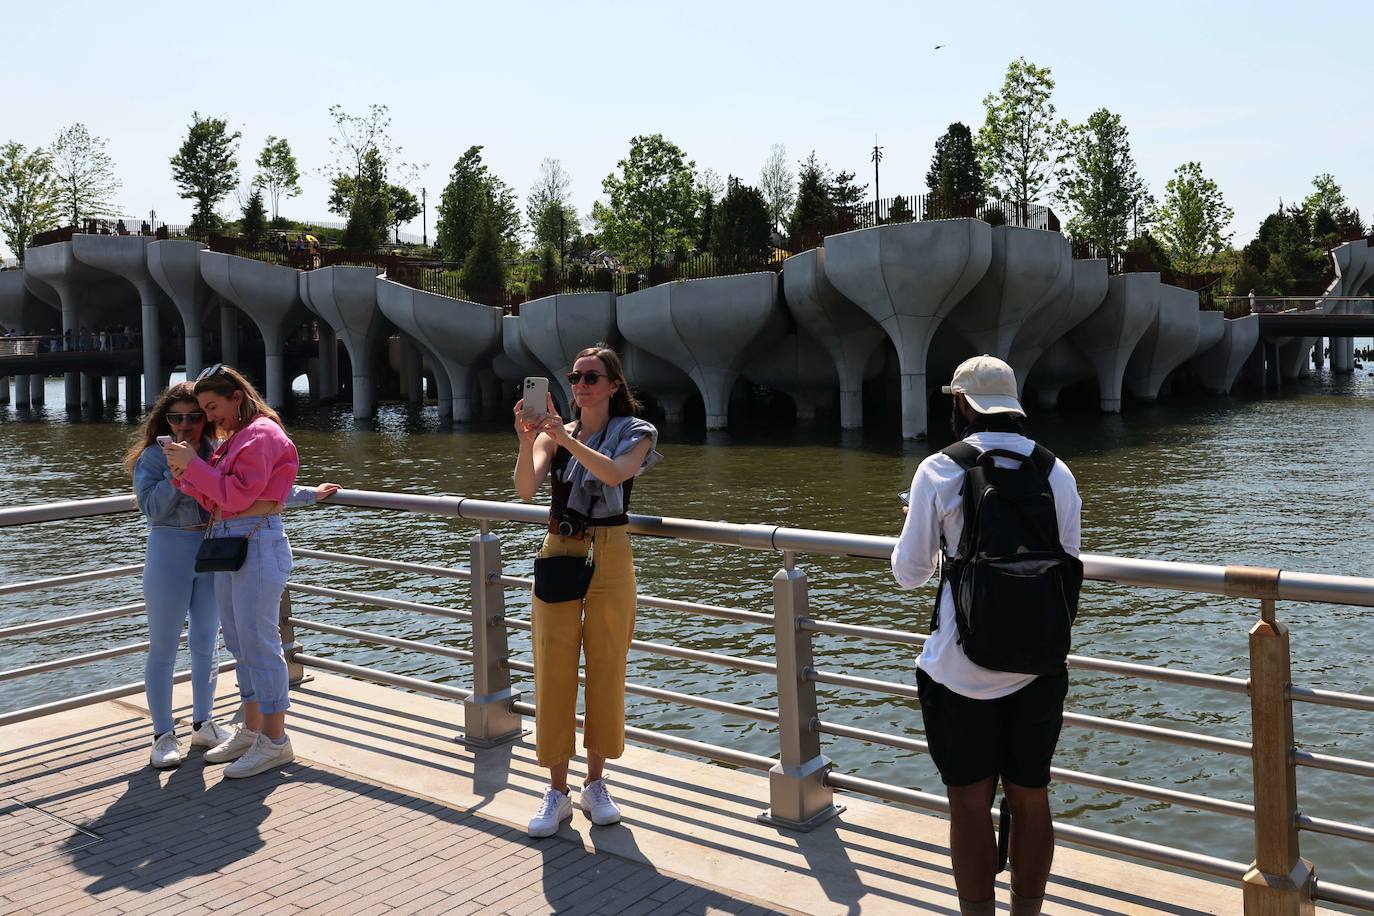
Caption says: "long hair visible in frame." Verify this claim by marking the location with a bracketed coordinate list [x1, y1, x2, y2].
[122, 382, 199, 476]
[193, 365, 284, 432]
[573, 343, 641, 418]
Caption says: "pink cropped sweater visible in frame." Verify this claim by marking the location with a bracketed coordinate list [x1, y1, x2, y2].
[175, 416, 300, 519]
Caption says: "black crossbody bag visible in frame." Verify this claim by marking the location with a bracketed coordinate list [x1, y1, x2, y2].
[533, 426, 607, 603]
[195, 512, 268, 573]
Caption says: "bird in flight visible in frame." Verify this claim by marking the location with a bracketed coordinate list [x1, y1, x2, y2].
[934, 44, 944, 50]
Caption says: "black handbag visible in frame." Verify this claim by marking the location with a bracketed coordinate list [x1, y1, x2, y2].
[195, 513, 267, 573]
[533, 547, 595, 603]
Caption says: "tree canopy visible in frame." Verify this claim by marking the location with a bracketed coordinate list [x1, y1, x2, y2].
[169, 113, 240, 232]
[434, 146, 519, 265]
[1151, 162, 1233, 274]
[709, 180, 771, 268]
[758, 144, 795, 233]
[1059, 108, 1150, 265]
[787, 152, 836, 247]
[525, 157, 580, 257]
[50, 123, 121, 225]
[977, 58, 1070, 222]
[0, 142, 61, 263]
[926, 122, 984, 217]
[253, 136, 301, 222]
[240, 188, 267, 250]
[591, 134, 698, 267]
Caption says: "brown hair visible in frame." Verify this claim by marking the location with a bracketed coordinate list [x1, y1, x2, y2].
[122, 382, 200, 476]
[193, 365, 284, 432]
[573, 343, 641, 418]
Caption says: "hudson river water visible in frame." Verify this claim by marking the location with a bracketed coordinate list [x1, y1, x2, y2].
[2, 371, 1372, 889]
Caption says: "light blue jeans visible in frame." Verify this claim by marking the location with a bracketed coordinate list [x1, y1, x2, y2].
[143, 527, 220, 735]
[212, 515, 293, 715]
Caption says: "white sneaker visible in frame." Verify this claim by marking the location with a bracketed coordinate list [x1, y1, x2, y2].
[190, 720, 232, 749]
[149, 732, 182, 769]
[527, 787, 573, 837]
[579, 778, 622, 826]
[223, 733, 294, 779]
[203, 727, 259, 764]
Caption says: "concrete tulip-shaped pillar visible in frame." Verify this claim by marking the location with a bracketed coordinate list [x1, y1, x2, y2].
[70, 234, 169, 407]
[782, 247, 885, 429]
[741, 331, 838, 420]
[301, 266, 389, 418]
[620, 342, 695, 424]
[1194, 315, 1260, 395]
[199, 252, 303, 408]
[617, 272, 784, 430]
[1124, 285, 1200, 402]
[823, 220, 992, 439]
[501, 315, 562, 414]
[519, 292, 618, 409]
[24, 242, 108, 409]
[1009, 258, 1109, 393]
[375, 278, 500, 421]
[0, 270, 53, 410]
[946, 225, 1072, 362]
[1068, 272, 1162, 413]
[146, 239, 212, 378]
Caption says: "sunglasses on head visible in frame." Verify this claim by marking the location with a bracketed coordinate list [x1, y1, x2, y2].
[196, 363, 225, 382]
[567, 370, 605, 386]
[166, 411, 205, 424]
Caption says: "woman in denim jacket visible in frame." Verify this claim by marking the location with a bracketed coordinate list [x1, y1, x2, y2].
[125, 382, 338, 769]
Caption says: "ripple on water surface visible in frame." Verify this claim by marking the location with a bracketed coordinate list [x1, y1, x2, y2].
[1, 371, 1371, 888]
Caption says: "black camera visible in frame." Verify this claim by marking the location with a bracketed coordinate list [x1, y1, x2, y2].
[552, 508, 589, 538]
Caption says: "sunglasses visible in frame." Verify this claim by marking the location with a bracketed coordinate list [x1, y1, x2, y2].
[196, 363, 225, 381]
[567, 370, 605, 386]
[166, 411, 205, 424]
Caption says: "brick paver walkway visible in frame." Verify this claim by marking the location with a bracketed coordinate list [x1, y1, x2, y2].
[0, 712, 781, 915]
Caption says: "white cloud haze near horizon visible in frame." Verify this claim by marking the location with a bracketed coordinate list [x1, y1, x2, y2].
[2, 0, 1371, 262]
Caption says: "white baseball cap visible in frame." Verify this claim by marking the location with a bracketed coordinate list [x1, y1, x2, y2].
[941, 355, 1026, 417]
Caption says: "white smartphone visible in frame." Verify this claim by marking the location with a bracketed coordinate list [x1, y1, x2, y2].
[521, 377, 549, 420]
[156, 435, 174, 447]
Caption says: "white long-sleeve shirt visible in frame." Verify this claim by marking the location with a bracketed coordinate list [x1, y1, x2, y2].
[891, 431, 1082, 700]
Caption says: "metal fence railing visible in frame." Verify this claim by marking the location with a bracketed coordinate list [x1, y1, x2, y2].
[2, 492, 1371, 913]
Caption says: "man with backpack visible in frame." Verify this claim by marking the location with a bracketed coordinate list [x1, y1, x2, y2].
[892, 355, 1083, 916]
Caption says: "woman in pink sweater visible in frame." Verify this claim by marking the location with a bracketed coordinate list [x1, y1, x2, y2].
[163, 364, 302, 780]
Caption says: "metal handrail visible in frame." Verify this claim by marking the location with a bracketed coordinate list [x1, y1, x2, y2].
[287, 582, 473, 622]
[0, 564, 143, 597]
[0, 662, 235, 729]
[288, 618, 475, 663]
[0, 602, 146, 639]
[0, 640, 162, 682]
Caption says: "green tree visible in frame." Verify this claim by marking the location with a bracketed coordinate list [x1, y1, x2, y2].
[696, 167, 725, 251]
[169, 112, 241, 232]
[253, 136, 300, 222]
[709, 180, 771, 268]
[786, 152, 835, 246]
[1058, 108, 1151, 266]
[926, 122, 984, 217]
[435, 145, 520, 264]
[758, 144, 795, 233]
[388, 184, 420, 243]
[341, 148, 389, 251]
[884, 195, 915, 224]
[0, 142, 61, 263]
[1301, 173, 1362, 240]
[829, 169, 867, 212]
[462, 207, 506, 304]
[240, 188, 267, 250]
[50, 123, 121, 225]
[1151, 162, 1234, 274]
[591, 133, 698, 267]
[525, 158, 580, 258]
[976, 57, 1070, 223]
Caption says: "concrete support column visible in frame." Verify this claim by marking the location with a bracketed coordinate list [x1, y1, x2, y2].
[0, 376, 9, 406]
[104, 375, 119, 404]
[141, 296, 160, 408]
[1331, 337, 1352, 373]
[476, 368, 499, 416]
[1312, 337, 1324, 369]
[183, 313, 204, 379]
[11, 375, 27, 408]
[659, 392, 688, 425]
[124, 372, 140, 407]
[30, 374, 44, 405]
[80, 372, 97, 409]
[346, 343, 375, 419]
[398, 337, 421, 404]
[220, 304, 239, 367]
[1343, 336, 1355, 371]
[317, 328, 337, 401]
[1264, 342, 1282, 391]
[838, 385, 863, 430]
[262, 331, 285, 409]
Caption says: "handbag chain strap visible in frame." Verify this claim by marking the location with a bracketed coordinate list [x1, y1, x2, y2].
[205, 508, 271, 541]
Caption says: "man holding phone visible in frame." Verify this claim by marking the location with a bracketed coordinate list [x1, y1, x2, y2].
[891, 355, 1081, 916]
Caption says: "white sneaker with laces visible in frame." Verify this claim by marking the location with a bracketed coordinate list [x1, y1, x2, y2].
[149, 732, 182, 769]
[190, 720, 232, 749]
[527, 787, 573, 837]
[580, 778, 622, 826]
[223, 733, 294, 779]
[202, 727, 259, 764]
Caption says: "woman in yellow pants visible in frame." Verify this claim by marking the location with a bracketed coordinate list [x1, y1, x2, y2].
[513, 343, 661, 837]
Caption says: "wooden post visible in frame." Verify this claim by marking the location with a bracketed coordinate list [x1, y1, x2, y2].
[1231, 564, 1315, 916]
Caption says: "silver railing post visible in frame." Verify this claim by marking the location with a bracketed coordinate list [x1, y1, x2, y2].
[462, 520, 523, 746]
[762, 550, 841, 830]
[1232, 566, 1315, 915]
[279, 589, 305, 687]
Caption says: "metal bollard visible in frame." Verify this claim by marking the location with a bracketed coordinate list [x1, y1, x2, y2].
[1235, 567, 1315, 915]
[462, 521, 523, 747]
[279, 589, 306, 687]
[760, 551, 842, 830]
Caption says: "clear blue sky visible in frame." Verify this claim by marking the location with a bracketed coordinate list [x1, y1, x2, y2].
[3, 0, 1369, 260]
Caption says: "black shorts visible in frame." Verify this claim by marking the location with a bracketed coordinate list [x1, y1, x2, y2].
[915, 667, 1068, 789]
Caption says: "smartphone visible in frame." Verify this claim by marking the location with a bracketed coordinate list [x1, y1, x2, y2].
[898, 490, 910, 507]
[521, 377, 549, 420]
[157, 435, 174, 447]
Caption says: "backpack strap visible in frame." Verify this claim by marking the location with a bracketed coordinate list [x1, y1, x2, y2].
[930, 442, 980, 635]
[940, 441, 980, 471]
[1029, 444, 1058, 480]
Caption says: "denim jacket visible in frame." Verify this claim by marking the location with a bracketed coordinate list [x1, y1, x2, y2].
[135, 442, 317, 529]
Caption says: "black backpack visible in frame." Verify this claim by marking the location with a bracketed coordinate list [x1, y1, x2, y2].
[933, 442, 1083, 676]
